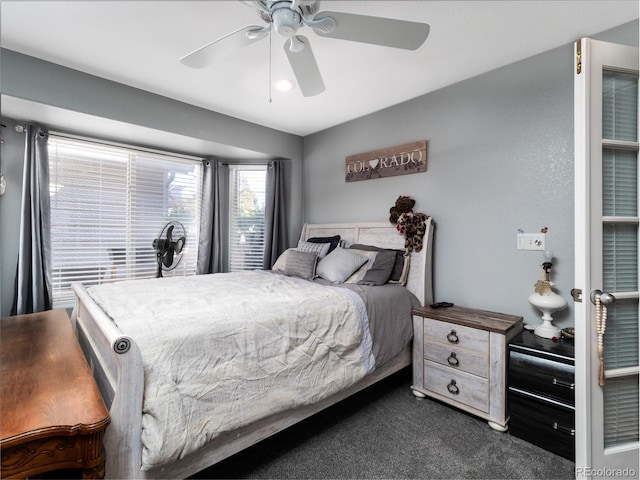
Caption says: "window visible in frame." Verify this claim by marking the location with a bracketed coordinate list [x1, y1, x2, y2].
[228, 165, 267, 271]
[48, 135, 202, 308]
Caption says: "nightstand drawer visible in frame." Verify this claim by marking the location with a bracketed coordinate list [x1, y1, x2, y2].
[510, 351, 575, 404]
[424, 339, 488, 378]
[509, 388, 575, 461]
[425, 319, 489, 354]
[424, 360, 489, 413]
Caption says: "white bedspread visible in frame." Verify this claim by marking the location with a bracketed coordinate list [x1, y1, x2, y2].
[87, 271, 374, 470]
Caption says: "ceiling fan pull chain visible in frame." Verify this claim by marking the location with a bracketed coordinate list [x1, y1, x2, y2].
[268, 26, 272, 103]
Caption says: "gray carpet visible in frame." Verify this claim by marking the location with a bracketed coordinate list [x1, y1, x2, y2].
[192, 368, 575, 479]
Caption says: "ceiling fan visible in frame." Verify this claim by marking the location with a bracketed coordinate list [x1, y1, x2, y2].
[180, 0, 430, 97]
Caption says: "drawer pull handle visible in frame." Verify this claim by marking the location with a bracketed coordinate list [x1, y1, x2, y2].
[447, 352, 459, 366]
[447, 380, 459, 395]
[552, 378, 575, 390]
[552, 422, 575, 436]
[447, 330, 459, 344]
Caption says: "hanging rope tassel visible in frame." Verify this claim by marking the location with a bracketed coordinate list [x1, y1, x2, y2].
[595, 293, 607, 387]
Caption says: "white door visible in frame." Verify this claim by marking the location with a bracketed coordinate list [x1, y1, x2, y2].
[574, 38, 639, 478]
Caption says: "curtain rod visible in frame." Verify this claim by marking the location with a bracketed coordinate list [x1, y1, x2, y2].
[48, 130, 204, 163]
[9, 123, 274, 165]
[222, 162, 270, 167]
[9, 123, 43, 137]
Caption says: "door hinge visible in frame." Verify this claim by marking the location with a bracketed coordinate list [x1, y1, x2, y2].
[576, 40, 582, 74]
[571, 288, 582, 302]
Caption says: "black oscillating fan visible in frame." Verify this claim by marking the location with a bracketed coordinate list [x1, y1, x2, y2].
[152, 221, 186, 278]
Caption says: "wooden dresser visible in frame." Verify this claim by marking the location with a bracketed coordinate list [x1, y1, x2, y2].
[0, 309, 110, 479]
[411, 305, 523, 431]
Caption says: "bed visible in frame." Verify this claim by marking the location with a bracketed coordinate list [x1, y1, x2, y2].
[70, 220, 434, 479]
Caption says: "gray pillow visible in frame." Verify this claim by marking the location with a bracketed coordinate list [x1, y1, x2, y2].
[284, 250, 318, 280]
[271, 248, 294, 272]
[297, 240, 331, 258]
[349, 243, 406, 282]
[316, 247, 368, 283]
[358, 249, 396, 286]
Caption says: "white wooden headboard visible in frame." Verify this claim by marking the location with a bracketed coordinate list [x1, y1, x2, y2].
[300, 220, 434, 306]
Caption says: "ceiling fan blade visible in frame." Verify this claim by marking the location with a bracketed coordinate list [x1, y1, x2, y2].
[180, 25, 268, 68]
[313, 11, 430, 50]
[284, 35, 325, 97]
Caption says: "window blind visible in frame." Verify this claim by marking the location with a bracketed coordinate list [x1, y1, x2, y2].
[603, 223, 638, 292]
[603, 70, 638, 142]
[603, 148, 637, 217]
[604, 376, 640, 448]
[228, 165, 267, 272]
[48, 135, 202, 308]
[601, 69, 639, 447]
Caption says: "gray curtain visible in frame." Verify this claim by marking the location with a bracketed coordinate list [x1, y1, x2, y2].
[197, 158, 224, 274]
[263, 159, 288, 269]
[12, 125, 52, 315]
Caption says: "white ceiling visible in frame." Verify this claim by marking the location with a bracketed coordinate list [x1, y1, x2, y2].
[1, 1, 637, 137]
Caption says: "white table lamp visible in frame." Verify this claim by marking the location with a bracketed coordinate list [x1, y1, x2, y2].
[528, 250, 567, 339]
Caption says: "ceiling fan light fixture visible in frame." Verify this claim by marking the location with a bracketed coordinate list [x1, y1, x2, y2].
[275, 79, 296, 91]
[272, 7, 301, 38]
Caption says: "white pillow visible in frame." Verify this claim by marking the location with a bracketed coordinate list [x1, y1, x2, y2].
[316, 247, 368, 283]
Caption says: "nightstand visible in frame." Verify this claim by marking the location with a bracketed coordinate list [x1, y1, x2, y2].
[508, 331, 575, 460]
[411, 305, 523, 431]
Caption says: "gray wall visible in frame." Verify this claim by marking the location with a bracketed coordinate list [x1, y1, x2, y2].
[0, 50, 304, 317]
[1, 22, 637, 321]
[0, 119, 26, 317]
[302, 21, 638, 328]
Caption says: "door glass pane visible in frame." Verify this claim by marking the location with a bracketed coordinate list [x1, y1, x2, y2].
[603, 298, 639, 369]
[601, 66, 639, 452]
[603, 70, 638, 142]
[604, 376, 640, 448]
[603, 223, 638, 292]
[602, 148, 638, 217]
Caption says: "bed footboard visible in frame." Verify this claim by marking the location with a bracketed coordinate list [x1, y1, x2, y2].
[71, 283, 145, 479]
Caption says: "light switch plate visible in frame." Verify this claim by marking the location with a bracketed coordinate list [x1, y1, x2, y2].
[517, 233, 545, 250]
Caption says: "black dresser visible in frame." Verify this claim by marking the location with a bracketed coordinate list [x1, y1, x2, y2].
[508, 331, 575, 460]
